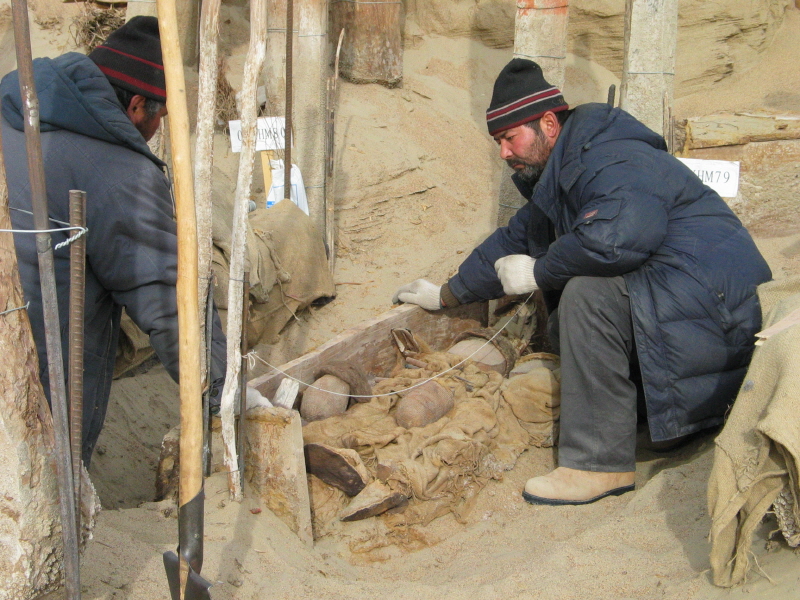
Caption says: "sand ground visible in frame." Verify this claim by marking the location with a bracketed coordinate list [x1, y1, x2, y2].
[12, 3, 800, 599]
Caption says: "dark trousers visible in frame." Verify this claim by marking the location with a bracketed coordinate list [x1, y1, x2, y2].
[547, 276, 638, 472]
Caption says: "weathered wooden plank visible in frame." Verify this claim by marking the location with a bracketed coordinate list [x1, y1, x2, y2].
[244, 407, 312, 545]
[514, 0, 570, 90]
[683, 112, 800, 150]
[331, 0, 403, 87]
[249, 303, 488, 400]
[619, 0, 678, 137]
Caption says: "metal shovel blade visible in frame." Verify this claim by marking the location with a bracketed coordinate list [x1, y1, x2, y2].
[163, 551, 212, 600]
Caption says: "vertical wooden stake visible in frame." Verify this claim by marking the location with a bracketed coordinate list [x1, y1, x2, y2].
[218, 0, 268, 502]
[513, 1, 570, 89]
[194, 0, 222, 384]
[619, 0, 678, 137]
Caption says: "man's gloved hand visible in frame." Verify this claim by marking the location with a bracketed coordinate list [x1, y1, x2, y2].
[494, 255, 538, 295]
[392, 279, 442, 311]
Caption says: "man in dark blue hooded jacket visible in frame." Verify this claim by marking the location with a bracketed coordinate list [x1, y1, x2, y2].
[1, 17, 226, 466]
[394, 59, 771, 505]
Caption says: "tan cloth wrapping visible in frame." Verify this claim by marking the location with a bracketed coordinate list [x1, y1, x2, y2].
[708, 276, 800, 587]
[303, 351, 558, 527]
[502, 366, 560, 447]
[212, 198, 335, 346]
[114, 309, 156, 378]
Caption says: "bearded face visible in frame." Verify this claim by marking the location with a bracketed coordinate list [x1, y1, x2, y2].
[504, 123, 551, 185]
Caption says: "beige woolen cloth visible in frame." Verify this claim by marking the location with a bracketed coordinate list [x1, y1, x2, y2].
[115, 199, 335, 375]
[708, 276, 800, 587]
[303, 351, 558, 527]
[212, 198, 335, 347]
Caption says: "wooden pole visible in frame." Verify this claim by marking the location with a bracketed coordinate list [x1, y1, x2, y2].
[331, 0, 403, 87]
[156, 0, 206, 595]
[513, 0, 570, 90]
[0, 98, 63, 600]
[194, 0, 221, 385]
[10, 1, 80, 597]
[283, 0, 293, 202]
[266, 0, 330, 234]
[218, 0, 268, 502]
[324, 29, 345, 274]
[619, 0, 678, 137]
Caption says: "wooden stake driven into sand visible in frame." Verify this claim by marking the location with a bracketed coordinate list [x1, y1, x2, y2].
[10, 1, 80, 597]
[513, 0, 570, 89]
[218, 0, 268, 502]
[156, 0, 212, 596]
[619, 0, 678, 138]
[194, 0, 221, 387]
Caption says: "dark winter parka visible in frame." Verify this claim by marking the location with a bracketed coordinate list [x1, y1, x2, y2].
[1, 53, 227, 464]
[447, 103, 771, 441]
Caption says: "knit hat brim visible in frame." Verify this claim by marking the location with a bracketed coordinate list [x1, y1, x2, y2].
[486, 59, 569, 136]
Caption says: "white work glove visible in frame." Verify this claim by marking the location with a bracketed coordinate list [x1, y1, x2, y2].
[245, 386, 273, 411]
[494, 255, 538, 295]
[392, 279, 442, 311]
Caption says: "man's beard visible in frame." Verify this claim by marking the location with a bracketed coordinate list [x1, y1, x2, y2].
[507, 160, 546, 185]
[506, 126, 550, 185]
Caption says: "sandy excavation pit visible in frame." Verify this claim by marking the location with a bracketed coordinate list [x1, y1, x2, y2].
[3, 0, 800, 598]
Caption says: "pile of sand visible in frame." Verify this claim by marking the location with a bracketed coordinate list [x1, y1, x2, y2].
[3, 1, 798, 597]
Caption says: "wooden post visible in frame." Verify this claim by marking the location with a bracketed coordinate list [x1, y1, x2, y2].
[331, 0, 403, 87]
[264, 0, 327, 235]
[219, 0, 268, 502]
[619, 0, 678, 137]
[0, 119, 62, 600]
[514, 0, 570, 90]
[194, 0, 221, 384]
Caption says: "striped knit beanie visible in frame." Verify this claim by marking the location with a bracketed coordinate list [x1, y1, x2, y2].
[486, 59, 568, 136]
[89, 16, 166, 104]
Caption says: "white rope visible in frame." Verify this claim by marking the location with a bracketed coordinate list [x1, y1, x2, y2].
[248, 291, 535, 399]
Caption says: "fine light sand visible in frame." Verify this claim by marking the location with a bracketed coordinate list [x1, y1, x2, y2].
[21, 4, 800, 599]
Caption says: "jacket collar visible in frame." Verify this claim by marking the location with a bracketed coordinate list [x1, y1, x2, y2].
[512, 103, 619, 225]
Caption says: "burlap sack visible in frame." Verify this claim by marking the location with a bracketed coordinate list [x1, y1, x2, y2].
[302, 352, 531, 531]
[501, 366, 560, 448]
[212, 199, 335, 346]
[708, 276, 800, 586]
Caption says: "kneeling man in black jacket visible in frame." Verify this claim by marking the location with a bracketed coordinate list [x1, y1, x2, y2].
[393, 59, 771, 505]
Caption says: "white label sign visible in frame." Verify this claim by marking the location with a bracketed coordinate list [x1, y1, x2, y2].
[677, 158, 740, 197]
[228, 117, 288, 153]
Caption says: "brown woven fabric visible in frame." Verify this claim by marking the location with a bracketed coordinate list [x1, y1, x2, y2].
[708, 276, 800, 586]
[303, 349, 560, 537]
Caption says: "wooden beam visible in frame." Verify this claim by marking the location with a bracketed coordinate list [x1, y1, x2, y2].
[514, 0, 570, 90]
[331, 0, 403, 87]
[619, 0, 678, 138]
[249, 303, 488, 400]
[682, 113, 800, 151]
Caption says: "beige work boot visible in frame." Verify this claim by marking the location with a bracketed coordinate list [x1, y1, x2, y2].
[522, 467, 635, 506]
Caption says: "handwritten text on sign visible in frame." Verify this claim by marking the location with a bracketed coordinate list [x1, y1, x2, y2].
[677, 158, 740, 197]
[229, 117, 288, 153]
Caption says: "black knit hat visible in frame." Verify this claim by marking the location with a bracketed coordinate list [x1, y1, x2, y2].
[89, 16, 166, 104]
[486, 58, 568, 136]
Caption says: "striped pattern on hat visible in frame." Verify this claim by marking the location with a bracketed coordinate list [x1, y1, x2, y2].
[486, 59, 568, 136]
[89, 16, 166, 104]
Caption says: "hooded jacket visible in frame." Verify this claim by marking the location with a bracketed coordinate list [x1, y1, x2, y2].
[447, 103, 771, 441]
[1, 53, 226, 463]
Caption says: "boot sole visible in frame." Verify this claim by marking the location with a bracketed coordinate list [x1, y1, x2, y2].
[522, 484, 635, 506]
